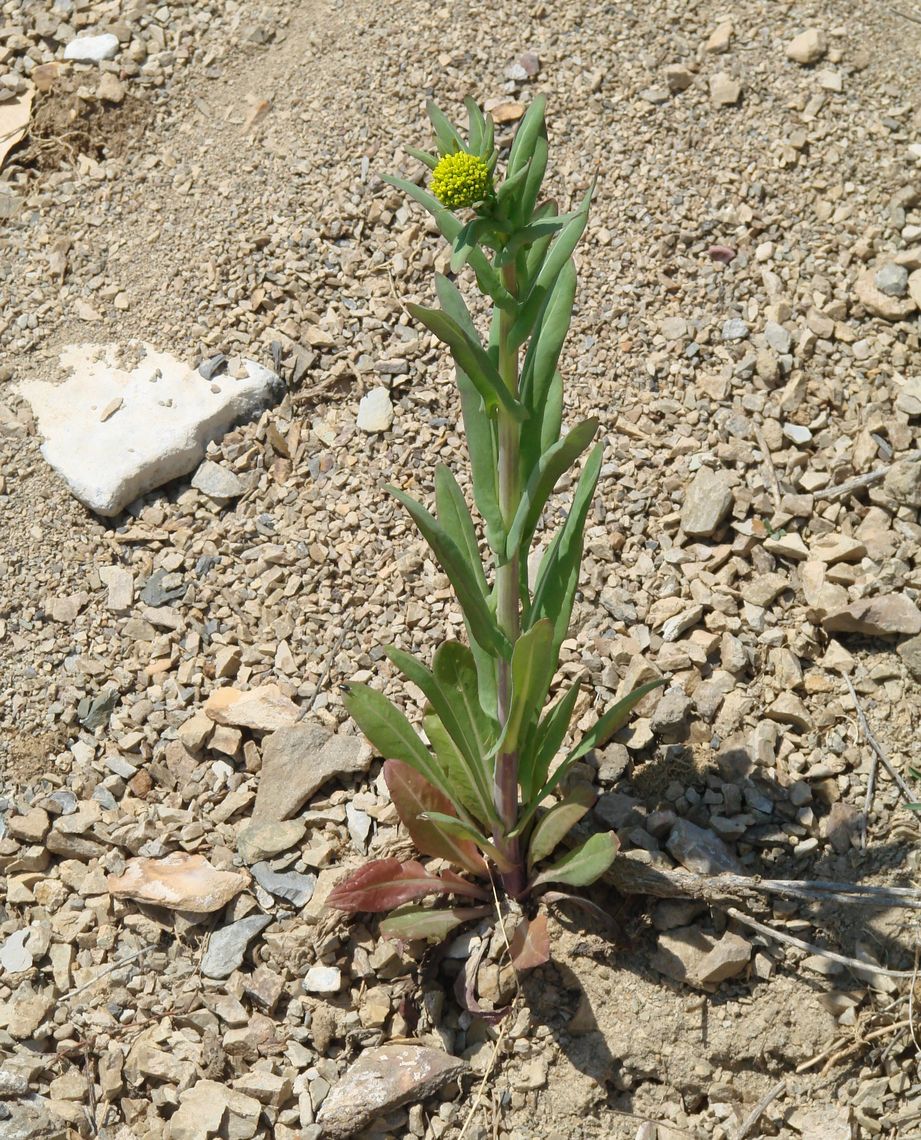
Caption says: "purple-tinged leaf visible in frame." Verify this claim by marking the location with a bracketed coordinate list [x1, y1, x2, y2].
[384, 760, 486, 877]
[454, 938, 508, 1024]
[327, 858, 488, 913]
[531, 831, 620, 890]
[509, 913, 550, 971]
[380, 904, 489, 943]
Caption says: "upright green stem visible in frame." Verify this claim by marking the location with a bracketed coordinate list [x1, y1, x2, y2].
[494, 259, 525, 897]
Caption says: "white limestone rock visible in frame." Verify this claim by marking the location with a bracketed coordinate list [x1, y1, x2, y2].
[18, 343, 283, 516]
[63, 34, 120, 62]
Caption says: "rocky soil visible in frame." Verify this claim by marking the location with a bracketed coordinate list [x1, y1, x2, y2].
[2, 0, 921, 1137]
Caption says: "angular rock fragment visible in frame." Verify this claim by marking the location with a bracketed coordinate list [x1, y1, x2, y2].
[696, 932, 752, 985]
[854, 268, 917, 321]
[107, 853, 249, 913]
[681, 467, 733, 537]
[17, 344, 283, 516]
[254, 723, 372, 822]
[823, 595, 921, 637]
[201, 914, 272, 980]
[786, 29, 827, 64]
[666, 818, 743, 875]
[317, 1045, 468, 1139]
[204, 684, 300, 733]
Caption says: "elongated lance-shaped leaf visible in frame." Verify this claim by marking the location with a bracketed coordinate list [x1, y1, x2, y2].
[342, 682, 450, 796]
[519, 263, 576, 479]
[406, 304, 526, 422]
[509, 183, 593, 349]
[517, 676, 581, 803]
[494, 618, 556, 758]
[424, 709, 487, 823]
[506, 210, 579, 254]
[387, 485, 511, 659]
[527, 783, 596, 870]
[517, 128, 549, 225]
[450, 218, 488, 273]
[434, 276, 503, 553]
[507, 94, 546, 180]
[464, 96, 485, 155]
[417, 811, 517, 872]
[387, 645, 496, 824]
[382, 175, 516, 310]
[528, 443, 603, 659]
[519, 257, 576, 417]
[523, 200, 559, 283]
[531, 831, 620, 890]
[426, 99, 464, 154]
[434, 466, 487, 594]
[383, 760, 487, 875]
[565, 679, 667, 765]
[507, 418, 599, 565]
[495, 157, 533, 216]
[327, 857, 488, 912]
[521, 679, 667, 828]
[433, 641, 500, 754]
[381, 904, 490, 943]
[406, 145, 438, 170]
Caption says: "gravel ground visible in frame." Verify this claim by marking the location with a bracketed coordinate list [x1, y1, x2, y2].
[2, 0, 921, 1137]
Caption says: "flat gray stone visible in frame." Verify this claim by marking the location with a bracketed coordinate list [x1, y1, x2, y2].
[201, 914, 272, 980]
[18, 344, 283, 517]
[191, 460, 246, 501]
[251, 863, 316, 907]
[254, 724, 372, 822]
[875, 263, 909, 297]
[0, 930, 32, 974]
[317, 1046, 468, 1139]
[666, 818, 743, 875]
[237, 818, 306, 864]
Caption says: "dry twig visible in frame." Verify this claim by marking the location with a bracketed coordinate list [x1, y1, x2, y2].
[845, 675, 918, 813]
[726, 907, 918, 979]
[733, 1079, 786, 1140]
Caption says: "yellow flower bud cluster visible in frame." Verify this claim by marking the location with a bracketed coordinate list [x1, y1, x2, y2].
[430, 152, 492, 210]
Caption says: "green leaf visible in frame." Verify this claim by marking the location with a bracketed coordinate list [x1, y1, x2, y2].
[435, 466, 487, 593]
[531, 831, 620, 890]
[434, 277, 503, 553]
[517, 129, 549, 225]
[527, 783, 596, 869]
[450, 218, 486, 273]
[426, 99, 464, 154]
[528, 443, 603, 659]
[406, 146, 439, 170]
[418, 811, 516, 872]
[424, 709, 486, 823]
[518, 677, 581, 802]
[382, 176, 515, 310]
[565, 679, 667, 766]
[523, 200, 559, 282]
[496, 618, 556, 757]
[509, 184, 592, 348]
[519, 261, 576, 476]
[507, 94, 546, 179]
[384, 760, 487, 876]
[433, 641, 500, 755]
[496, 157, 533, 215]
[506, 210, 578, 254]
[387, 644, 495, 824]
[507, 418, 599, 564]
[342, 683, 449, 798]
[405, 303, 526, 422]
[387, 485, 511, 659]
[527, 678, 667, 818]
[464, 96, 485, 155]
[380, 904, 489, 943]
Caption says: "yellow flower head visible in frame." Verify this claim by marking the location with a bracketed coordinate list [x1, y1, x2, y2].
[430, 151, 492, 210]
